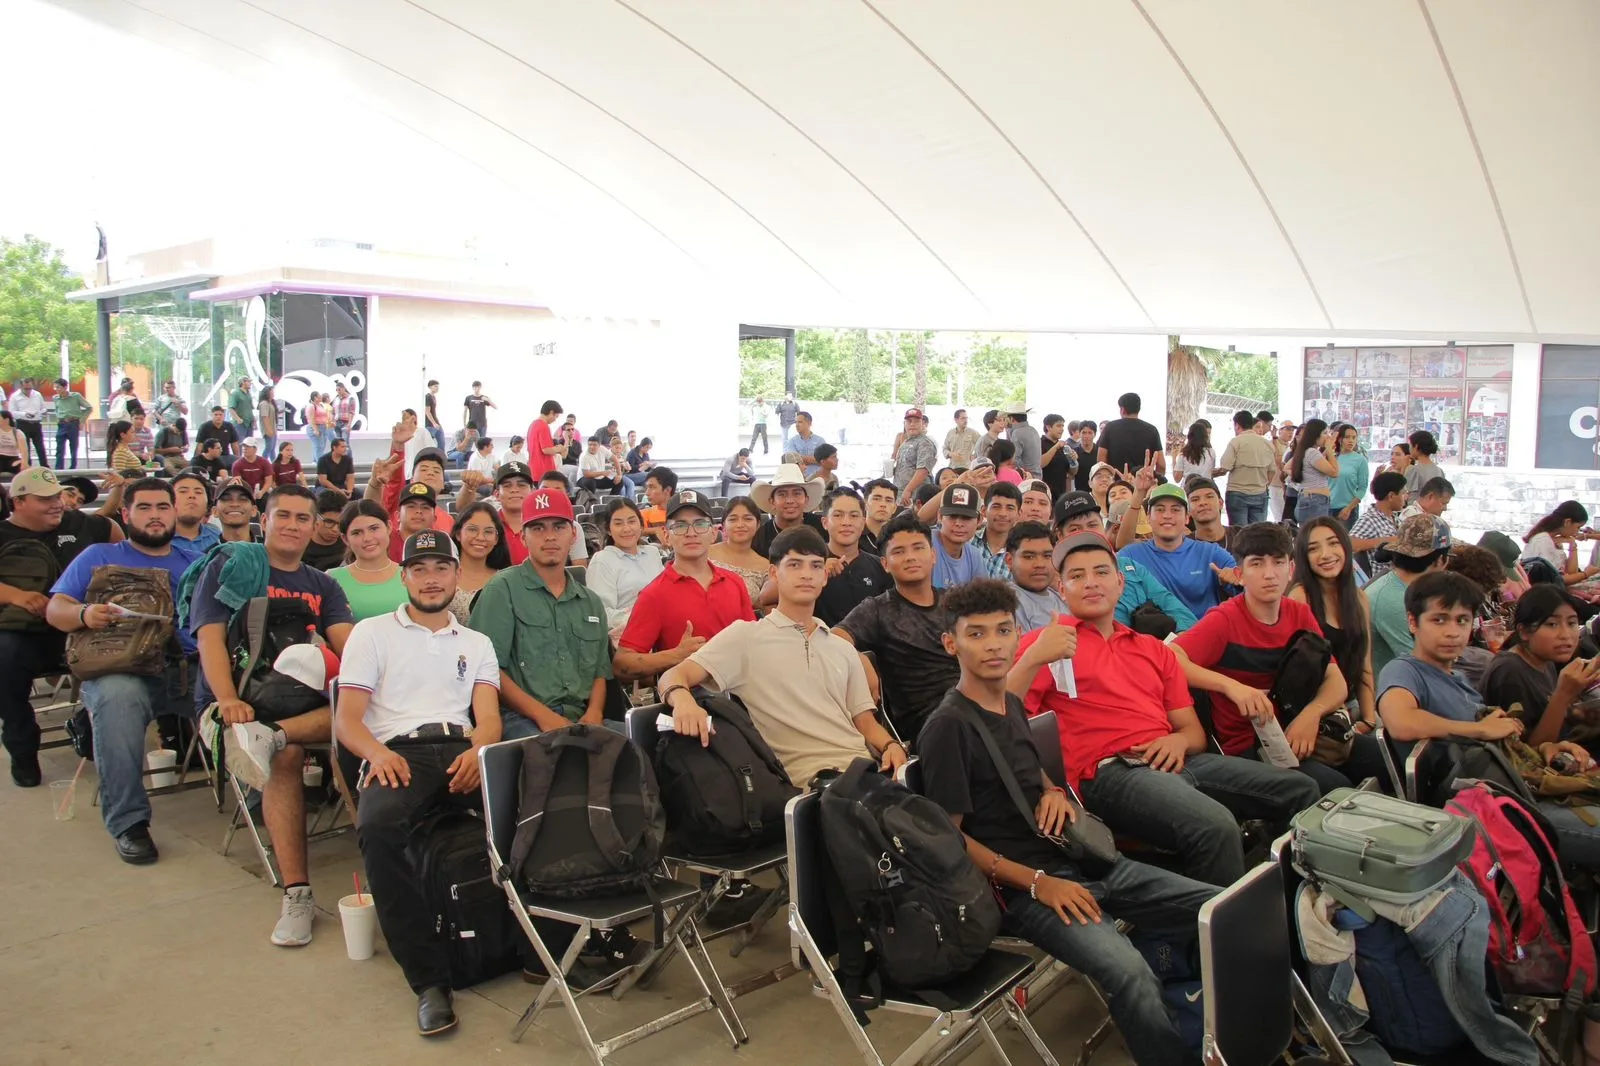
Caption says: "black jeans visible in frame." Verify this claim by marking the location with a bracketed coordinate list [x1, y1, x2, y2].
[0, 628, 66, 762]
[15, 419, 47, 467]
[355, 737, 480, 992]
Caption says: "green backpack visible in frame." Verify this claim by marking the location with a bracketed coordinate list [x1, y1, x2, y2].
[0, 538, 62, 631]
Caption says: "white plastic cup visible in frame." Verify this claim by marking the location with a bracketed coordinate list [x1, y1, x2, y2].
[338, 893, 378, 960]
[50, 781, 76, 821]
[146, 749, 178, 790]
[302, 764, 324, 788]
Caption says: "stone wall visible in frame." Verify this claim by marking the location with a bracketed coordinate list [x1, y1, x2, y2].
[1444, 468, 1600, 544]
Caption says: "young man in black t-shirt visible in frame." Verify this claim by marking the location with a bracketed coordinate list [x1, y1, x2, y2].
[461, 382, 495, 435]
[316, 438, 356, 496]
[0, 468, 119, 786]
[195, 406, 241, 458]
[1095, 392, 1166, 477]
[301, 490, 350, 571]
[813, 489, 891, 626]
[191, 439, 230, 481]
[918, 579, 1216, 1066]
[834, 512, 958, 742]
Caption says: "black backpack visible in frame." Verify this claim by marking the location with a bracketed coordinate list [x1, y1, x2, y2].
[653, 692, 799, 858]
[226, 596, 327, 718]
[410, 809, 526, 989]
[0, 537, 61, 631]
[819, 759, 1001, 990]
[1267, 628, 1333, 725]
[508, 725, 664, 901]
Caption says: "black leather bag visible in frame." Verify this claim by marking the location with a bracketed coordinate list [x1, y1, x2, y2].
[64, 706, 93, 760]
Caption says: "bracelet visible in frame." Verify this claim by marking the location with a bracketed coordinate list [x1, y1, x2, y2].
[78, 604, 88, 626]
[1029, 869, 1045, 900]
[1045, 785, 1066, 797]
[659, 684, 690, 704]
[987, 853, 1003, 883]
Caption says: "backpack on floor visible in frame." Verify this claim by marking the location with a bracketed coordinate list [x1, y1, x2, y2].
[411, 809, 526, 989]
[652, 691, 798, 858]
[226, 596, 327, 718]
[67, 565, 176, 680]
[1446, 781, 1597, 1005]
[819, 758, 1001, 991]
[0, 537, 61, 631]
[508, 724, 664, 902]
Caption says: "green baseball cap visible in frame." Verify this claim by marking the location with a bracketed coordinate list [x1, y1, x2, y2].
[1143, 482, 1188, 510]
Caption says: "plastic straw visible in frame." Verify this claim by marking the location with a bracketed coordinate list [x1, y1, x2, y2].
[353, 871, 364, 906]
[56, 757, 88, 819]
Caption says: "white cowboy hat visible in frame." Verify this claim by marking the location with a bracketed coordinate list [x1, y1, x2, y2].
[750, 462, 825, 514]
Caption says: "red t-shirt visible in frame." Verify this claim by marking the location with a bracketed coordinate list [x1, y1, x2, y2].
[1017, 618, 1192, 788]
[1172, 596, 1327, 755]
[231, 455, 273, 492]
[527, 418, 557, 480]
[618, 562, 754, 653]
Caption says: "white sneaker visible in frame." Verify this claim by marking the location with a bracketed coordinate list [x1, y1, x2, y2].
[271, 884, 315, 946]
[227, 722, 285, 791]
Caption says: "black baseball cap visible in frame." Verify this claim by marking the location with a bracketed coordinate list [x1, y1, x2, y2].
[665, 489, 712, 519]
[402, 529, 459, 565]
[216, 477, 253, 500]
[1053, 491, 1101, 524]
[495, 460, 532, 486]
[60, 475, 99, 505]
[399, 481, 438, 508]
[411, 448, 447, 473]
[940, 484, 981, 518]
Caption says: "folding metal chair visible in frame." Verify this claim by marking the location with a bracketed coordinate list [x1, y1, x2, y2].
[619, 705, 799, 1004]
[30, 666, 78, 751]
[478, 738, 745, 1062]
[1197, 861, 1299, 1066]
[785, 790, 1059, 1066]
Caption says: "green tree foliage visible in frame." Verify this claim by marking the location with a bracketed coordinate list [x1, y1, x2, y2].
[1195, 347, 1278, 409]
[0, 236, 95, 383]
[739, 328, 1027, 408]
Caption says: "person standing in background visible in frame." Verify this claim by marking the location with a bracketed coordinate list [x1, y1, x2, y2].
[524, 399, 566, 481]
[975, 409, 1006, 465]
[333, 382, 358, 441]
[1273, 420, 1298, 522]
[151, 379, 188, 429]
[1068, 419, 1097, 492]
[7, 378, 47, 468]
[1038, 414, 1076, 500]
[1096, 392, 1166, 477]
[257, 385, 279, 461]
[1330, 423, 1370, 525]
[226, 377, 255, 439]
[943, 409, 980, 468]
[775, 393, 799, 442]
[749, 396, 770, 454]
[461, 381, 495, 437]
[423, 380, 446, 451]
[105, 377, 140, 422]
[52, 378, 93, 470]
[1003, 406, 1043, 479]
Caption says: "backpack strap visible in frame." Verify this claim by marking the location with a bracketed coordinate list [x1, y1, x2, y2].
[551, 726, 636, 870]
[506, 736, 560, 882]
[948, 703, 1039, 834]
[699, 713, 769, 836]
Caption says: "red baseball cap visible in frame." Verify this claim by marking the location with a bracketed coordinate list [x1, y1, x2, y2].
[904, 407, 925, 420]
[522, 486, 576, 525]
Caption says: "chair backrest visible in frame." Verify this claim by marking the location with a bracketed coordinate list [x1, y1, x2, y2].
[1026, 710, 1065, 786]
[1198, 861, 1293, 1066]
[477, 739, 526, 875]
[785, 791, 837, 962]
[567, 565, 587, 587]
[625, 703, 663, 754]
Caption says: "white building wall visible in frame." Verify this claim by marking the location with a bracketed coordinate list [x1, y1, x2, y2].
[1026, 334, 1168, 429]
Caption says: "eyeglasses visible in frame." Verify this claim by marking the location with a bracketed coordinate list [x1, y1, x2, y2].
[666, 518, 715, 533]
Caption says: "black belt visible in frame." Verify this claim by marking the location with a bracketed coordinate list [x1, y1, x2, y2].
[386, 722, 472, 744]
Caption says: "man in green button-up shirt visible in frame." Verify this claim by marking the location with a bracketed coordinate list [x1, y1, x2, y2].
[468, 489, 611, 737]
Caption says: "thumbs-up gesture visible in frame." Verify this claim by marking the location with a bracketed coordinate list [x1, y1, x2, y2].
[1031, 618, 1078, 663]
[673, 621, 706, 661]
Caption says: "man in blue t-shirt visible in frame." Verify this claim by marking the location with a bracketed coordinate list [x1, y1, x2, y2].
[190, 484, 353, 948]
[45, 477, 202, 866]
[930, 484, 988, 590]
[1116, 482, 1238, 620]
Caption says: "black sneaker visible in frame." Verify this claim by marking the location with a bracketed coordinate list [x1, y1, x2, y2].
[702, 883, 773, 932]
[115, 822, 159, 865]
[585, 927, 651, 970]
[10, 752, 42, 788]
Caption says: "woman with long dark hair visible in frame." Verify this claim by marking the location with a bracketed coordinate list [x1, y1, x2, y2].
[1329, 423, 1369, 525]
[707, 495, 769, 604]
[329, 499, 406, 621]
[587, 496, 666, 631]
[1521, 501, 1598, 586]
[1288, 517, 1391, 792]
[448, 501, 510, 625]
[1172, 420, 1214, 482]
[1286, 418, 1338, 521]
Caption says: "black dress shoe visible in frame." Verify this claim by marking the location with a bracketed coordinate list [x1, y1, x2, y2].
[115, 824, 159, 865]
[11, 753, 41, 788]
[416, 986, 457, 1036]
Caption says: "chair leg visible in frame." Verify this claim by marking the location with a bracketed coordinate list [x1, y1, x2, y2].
[976, 1016, 1017, 1066]
[1002, 993, 1063, 1066]
[669, 905, 747, 1046]
[729, 869, 787, 958]
[227, 771, 281, 887]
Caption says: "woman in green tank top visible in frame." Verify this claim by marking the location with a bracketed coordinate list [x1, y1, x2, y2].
[329, 499, 407, 621]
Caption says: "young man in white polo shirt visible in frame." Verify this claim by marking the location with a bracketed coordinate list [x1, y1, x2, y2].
[335, 530, 503, 1038]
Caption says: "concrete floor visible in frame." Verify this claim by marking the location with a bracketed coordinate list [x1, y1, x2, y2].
[3, 724, 1134, 1066]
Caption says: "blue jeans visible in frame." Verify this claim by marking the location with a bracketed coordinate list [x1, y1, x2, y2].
[1224, 490, 1269, 526]
[1540, 802, 1600, 869]
[623, 471, 651, 491]
[1000, 858, 1217, 1066]
[1079, 752, 1322, 887]
[82, 661, 191, 838]
[260, 433, 276, 462]
[499, 709, 623, 740]
[55, 419, 81, 469]
[428, 425, 446, 451]
[1296, 493, 1331, 521]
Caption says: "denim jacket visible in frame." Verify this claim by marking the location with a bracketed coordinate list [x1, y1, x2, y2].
[1298, 872, 1538, 1065]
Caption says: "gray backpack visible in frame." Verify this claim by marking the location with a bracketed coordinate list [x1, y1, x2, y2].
[1291, 788, 1474, 913]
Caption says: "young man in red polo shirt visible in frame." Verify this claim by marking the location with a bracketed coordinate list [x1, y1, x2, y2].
[1172, 523, 1375, 795]
[525, 399, 565, 481]
[1008, 531, 1320, 887]
[614, 490, 754, 680]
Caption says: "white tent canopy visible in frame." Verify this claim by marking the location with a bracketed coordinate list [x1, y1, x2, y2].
[47, 0, 1600, 338]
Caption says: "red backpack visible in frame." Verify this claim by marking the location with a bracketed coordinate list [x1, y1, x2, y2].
[1446, 782, 1596, 1006]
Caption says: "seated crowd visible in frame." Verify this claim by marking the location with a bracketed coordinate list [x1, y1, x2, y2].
[4, 389, 1598, 1061]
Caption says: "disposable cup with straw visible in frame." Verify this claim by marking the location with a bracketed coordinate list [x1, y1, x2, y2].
[339, 872, 377, 960]
[52, 758, 89, 821]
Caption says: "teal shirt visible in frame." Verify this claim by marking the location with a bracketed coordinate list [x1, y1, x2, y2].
[329, 566, 408, 622]
[469, 563, 613, 721]
[228, 387, 255, 430]
[1365, 570, 1413, 678]
[1114, 558, 1200, 632]
[53, 391, 92, 420]
[1330, 451, 1369, 511]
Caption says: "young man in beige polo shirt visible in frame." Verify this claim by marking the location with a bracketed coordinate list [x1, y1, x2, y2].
[1213, 409, 1277, 525]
